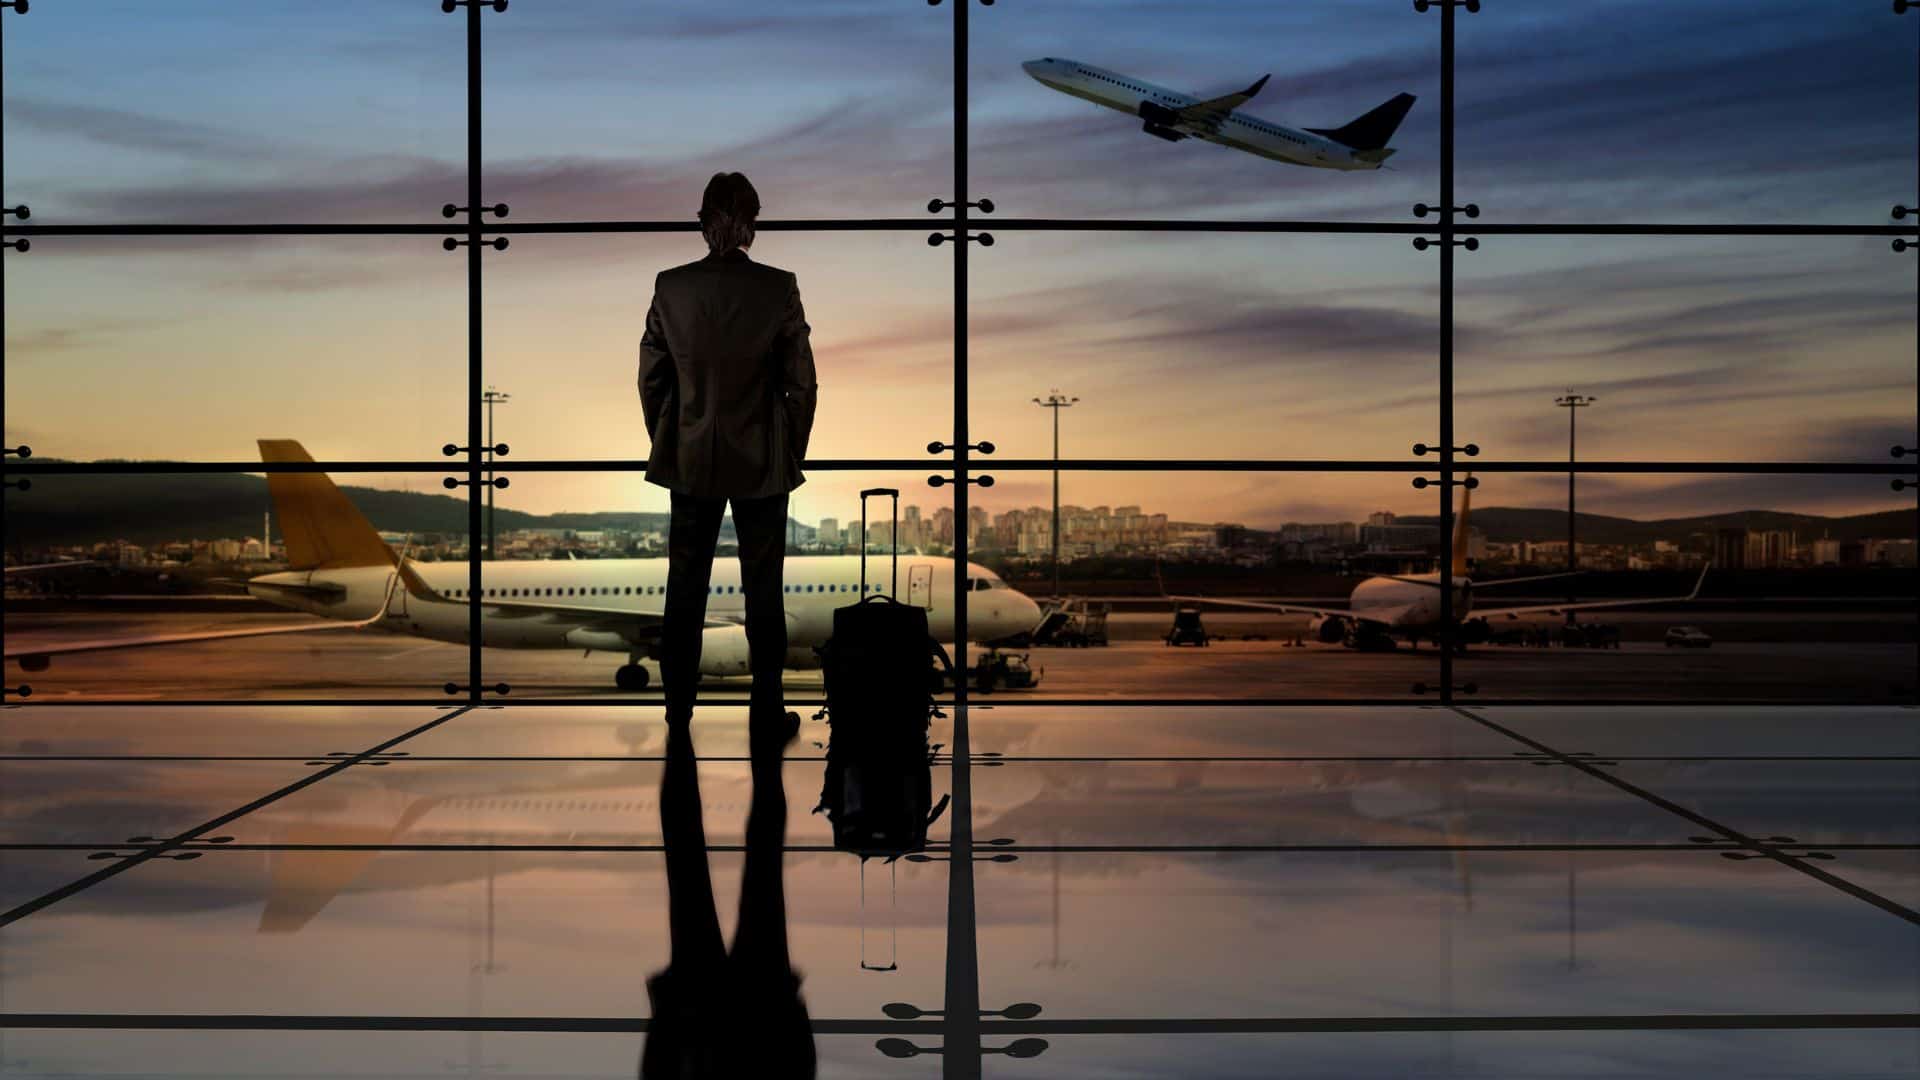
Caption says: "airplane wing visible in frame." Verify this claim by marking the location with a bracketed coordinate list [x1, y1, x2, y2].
[1471, 566, 1710, 622]
[3, 617, 382, 664]
[1174, 73, 1269, 134]
[4, 560, 102, 575]
[1162, 592, 1410, 629]
[5, 574, 407, 666]
[1471, 571, 1584, 589]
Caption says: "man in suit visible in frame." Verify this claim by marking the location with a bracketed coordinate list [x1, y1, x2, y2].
[639, 172, 818, 731]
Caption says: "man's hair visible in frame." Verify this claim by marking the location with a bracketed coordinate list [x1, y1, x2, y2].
[698, 172, 760, 255]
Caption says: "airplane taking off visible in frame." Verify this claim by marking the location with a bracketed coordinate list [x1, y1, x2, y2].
[1166, 478, 1710, 651]
[3, 440, 1044, 691]
[1022, 57, 1415, 171]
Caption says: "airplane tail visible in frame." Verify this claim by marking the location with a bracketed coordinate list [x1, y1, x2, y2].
[1308, 92, 1416, 151]
[258, 439, 398, 572]
[1451, 472, 1473, 579]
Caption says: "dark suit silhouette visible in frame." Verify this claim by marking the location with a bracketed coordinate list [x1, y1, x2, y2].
[639, 247, 818, 723]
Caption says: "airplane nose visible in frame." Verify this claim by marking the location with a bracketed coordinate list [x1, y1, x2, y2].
[1021, 59, 1046, 78]
[1016, 593, 1043, 634]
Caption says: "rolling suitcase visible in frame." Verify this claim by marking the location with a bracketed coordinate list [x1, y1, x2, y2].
[812, 487, 952, 863]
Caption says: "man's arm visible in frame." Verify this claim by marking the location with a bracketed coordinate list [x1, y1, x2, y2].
[777, 272, 818, 463]
[637, 280, 675, 441]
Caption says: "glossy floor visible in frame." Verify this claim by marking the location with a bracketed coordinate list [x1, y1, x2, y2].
[0, 703, 1916, 1077]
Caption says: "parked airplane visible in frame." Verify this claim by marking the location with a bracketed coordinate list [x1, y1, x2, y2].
[1165, 478, 1709, 650]
[3, 440, 1044, 690]
[1022, 57, 1415, 171]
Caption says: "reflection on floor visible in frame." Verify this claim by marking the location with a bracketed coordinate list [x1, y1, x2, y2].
[1, 704, 1916, 1076]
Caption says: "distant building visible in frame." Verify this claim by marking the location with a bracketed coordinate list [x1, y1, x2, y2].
[1744, 529, 1791, 569]
[818, 518, 841, 547]
[1712, 527, 1747, 571]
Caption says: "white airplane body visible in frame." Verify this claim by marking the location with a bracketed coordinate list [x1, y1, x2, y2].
[5, 440, 1042, 690]
[1022, 57, 1415, 171]
[1169, 479, 1710, 650]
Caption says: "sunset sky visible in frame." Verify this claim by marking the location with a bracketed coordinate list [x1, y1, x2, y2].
[3, 0, 1914, 529]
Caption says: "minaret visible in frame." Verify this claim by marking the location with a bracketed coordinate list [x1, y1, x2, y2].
[263, 510, 271, 560]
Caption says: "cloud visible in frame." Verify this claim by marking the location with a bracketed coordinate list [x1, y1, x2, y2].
[3, 97, 273, 161]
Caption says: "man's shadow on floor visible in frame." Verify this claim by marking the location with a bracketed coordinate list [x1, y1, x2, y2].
[641, 711, 815, 1079]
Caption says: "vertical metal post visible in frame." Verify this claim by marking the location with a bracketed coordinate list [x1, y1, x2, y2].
[1436, 0, 1456, 703]
[943, 0, 982, 1074]
[465, 0, 484, 703]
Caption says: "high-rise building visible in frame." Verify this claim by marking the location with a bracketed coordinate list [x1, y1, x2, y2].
[1712, 527, 1747, 570]
[818, 518, 840, 548]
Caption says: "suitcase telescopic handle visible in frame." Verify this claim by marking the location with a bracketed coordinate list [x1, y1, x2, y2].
[858, 488, 900, 598]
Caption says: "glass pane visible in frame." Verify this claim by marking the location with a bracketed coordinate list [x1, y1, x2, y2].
[962, 470, 1448, 701]
[480, 233, 952, 462]
[1456, 237, 1916, 464]
[976, 850, 1920, 1020]
[483, 0, 950, 222]
[971, 233, 1436, 462]
[972, 4, 1438, 221]
[475, 470, 963, 701]
[1457, 2, 1918, 225]
[3, 1, 461, 224]
[1449, 473, 1916, 703]
[4, 238, 466, 462]
[4, 469, 474, 700]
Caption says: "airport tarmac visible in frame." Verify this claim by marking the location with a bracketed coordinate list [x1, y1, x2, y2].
[5, 610, 1913, 701]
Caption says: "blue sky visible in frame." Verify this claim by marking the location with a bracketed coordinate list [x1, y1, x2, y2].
[2, 1, 1915, 525]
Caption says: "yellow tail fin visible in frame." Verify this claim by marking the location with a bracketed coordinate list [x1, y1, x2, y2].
[258, 439, 397, 571]
[1450, 472, 1473, 579]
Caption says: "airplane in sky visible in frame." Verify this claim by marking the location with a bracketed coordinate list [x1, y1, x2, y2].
[1021, 57, 1416, 171]
[3, 439, 1044, 691]
[1165, 478, 1710, 650]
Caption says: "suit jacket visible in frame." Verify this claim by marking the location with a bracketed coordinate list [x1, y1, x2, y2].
[638, 247, 818, 498]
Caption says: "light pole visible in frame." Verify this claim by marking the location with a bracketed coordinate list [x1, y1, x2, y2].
[1032, 389, 1077, 600]
[1553, 391, 1595, 575]
[482, 387, 510, 558]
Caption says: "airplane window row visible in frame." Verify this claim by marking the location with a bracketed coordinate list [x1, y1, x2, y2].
[1077, 68, 1156, 99]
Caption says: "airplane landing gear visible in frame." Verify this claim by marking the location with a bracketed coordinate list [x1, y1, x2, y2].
[615, 662, 651, 691]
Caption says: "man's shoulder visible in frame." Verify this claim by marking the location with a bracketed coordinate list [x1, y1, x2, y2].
[657, 257, 795, 284]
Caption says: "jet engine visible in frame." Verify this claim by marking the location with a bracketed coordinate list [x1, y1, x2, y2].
[697, 625, 753, 676]
[1307, 615, 1349, 644]
[1142, 123, 1186, 142]
[1137, 100, 1181, 126]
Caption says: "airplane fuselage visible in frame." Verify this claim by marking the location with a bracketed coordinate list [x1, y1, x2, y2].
[1348, 572, 1471, 632]
[248, 555, 1041, 675]
[1021, 58, 1383, 171]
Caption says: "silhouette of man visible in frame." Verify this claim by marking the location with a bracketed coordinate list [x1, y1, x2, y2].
[639, 172, 817, 727]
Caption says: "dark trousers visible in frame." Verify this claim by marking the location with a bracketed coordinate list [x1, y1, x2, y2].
[661, 490, 789, 723]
